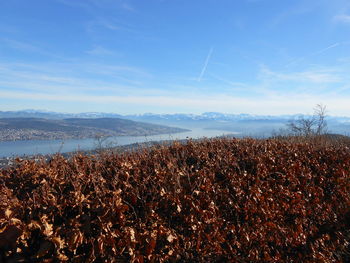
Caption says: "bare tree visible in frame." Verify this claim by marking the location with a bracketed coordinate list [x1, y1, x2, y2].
[314, 104, 327, 135]
[94, 133, 109, 152]
[287, 104, 327, 136]
[287, 117, 315, 136]
[94, 132, 118, 153]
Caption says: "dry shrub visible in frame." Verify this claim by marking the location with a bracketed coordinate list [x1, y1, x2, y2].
[0, 137, 350, 262]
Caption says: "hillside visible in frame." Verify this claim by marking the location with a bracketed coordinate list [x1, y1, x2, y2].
[1, 137, 350, 262]
[0, 118, 188, 141]
[2, 110, 350, 138]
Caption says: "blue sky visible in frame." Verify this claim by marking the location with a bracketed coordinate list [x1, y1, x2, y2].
[1, 0, 350, 115]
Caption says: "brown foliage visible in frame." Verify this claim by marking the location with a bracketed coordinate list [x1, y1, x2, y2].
[0, 138, 350, 262]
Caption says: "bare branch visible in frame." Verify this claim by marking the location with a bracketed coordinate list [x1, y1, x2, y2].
[286, 104, 327, 136]
[314, 104, 327, 135]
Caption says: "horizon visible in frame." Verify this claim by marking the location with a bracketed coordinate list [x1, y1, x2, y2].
[1, 108, 348, 118]
[1, 0, 350, 116]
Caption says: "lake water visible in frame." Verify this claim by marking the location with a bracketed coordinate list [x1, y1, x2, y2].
[0, 128, 239, 158]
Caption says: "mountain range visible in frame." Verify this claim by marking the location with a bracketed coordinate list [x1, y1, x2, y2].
[2, 109, 350, 122]
[1, 110, 349, 139]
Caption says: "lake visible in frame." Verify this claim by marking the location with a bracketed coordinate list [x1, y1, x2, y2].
[0, 128, 239, 158]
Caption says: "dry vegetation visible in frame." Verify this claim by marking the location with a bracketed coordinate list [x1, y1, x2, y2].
[1, 137, 350, 262]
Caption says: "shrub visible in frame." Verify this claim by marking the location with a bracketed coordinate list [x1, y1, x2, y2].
[1, 137, 350, 262]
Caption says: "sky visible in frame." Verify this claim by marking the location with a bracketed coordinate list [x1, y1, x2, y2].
[1, 0, 350, 116]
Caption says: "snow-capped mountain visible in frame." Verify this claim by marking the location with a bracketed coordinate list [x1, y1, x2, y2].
[125, 112, 313, 122]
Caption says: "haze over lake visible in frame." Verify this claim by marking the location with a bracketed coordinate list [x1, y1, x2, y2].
[0, 128, 238, 158]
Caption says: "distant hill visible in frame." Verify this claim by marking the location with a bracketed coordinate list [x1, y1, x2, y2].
[2, 109, 350, 122]
[0, 110, 123, 119]
[1, 110, 349, 137]
[0, 118, 189, 141]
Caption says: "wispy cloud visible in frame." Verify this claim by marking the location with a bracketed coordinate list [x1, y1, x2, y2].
[208, 73, 250, 91]
[197, 48, 214, 82]
[121, 2, 136, 12]
[2, 89, 350, 116]
[86, 46, 118, 56]
[269, 1, 324, 28]
[0, 38, 42, 53]
[1, 59, 350, 115]
[55, 0, 92, 11]
[95, 20, 125, 31]
[86, 18, 139, 35]
[284, 42, 342, 67]
[313, 43, 340, 55]
[90, 0, 136, 12]
[334, 14, 350, 23]
[57, 0, 136, 12]
[83, 64, 152, 79]
[1, 57, 350, 115]
[0, 61, 151, 95]
[0, 37, 68, 60]
[261, 66, 342, 84]
[0, 24, 18, 34]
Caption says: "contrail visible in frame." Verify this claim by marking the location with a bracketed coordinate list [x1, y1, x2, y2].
[198, 47, 214, 82]
[313, 43, 340, 56]
[285, 42, 340, 67]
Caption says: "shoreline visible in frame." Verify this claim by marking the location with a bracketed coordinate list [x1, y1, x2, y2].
[0, 134, 239, 169]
